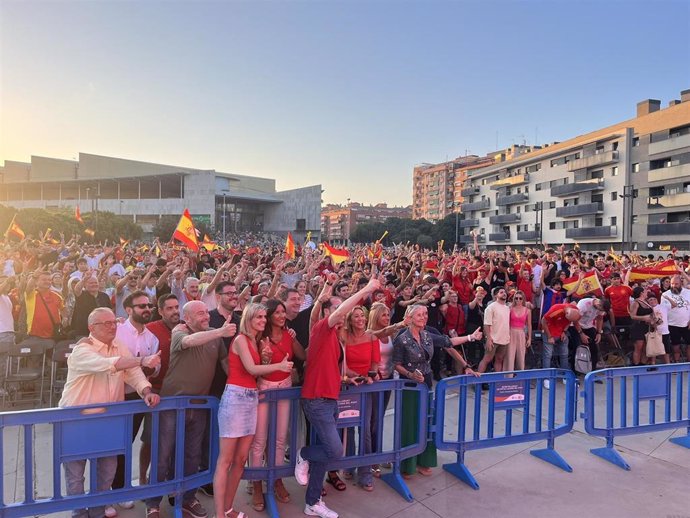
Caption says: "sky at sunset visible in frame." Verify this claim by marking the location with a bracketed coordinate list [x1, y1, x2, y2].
[1, 0, 689, 206]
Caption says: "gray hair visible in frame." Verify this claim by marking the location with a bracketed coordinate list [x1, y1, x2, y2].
[88, 307, 115, 325]
[184, 277, 200, 289]
[404, 304, 427, 321]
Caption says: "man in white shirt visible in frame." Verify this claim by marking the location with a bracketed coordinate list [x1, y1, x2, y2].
[661, 275, 690, 362]
[59, 307, 160, 518]
[576, 297, 611, 371]
[478, 287, 511, 373]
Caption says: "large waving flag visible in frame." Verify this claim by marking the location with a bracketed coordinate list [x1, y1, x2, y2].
[172, 208, 200, 251]
[4, 215, 25, 240]
[75, 206, 84, 224]
[562, 270, 603, 297]
[285, 232, 296, 259]
[323, 242, 349, 265]
[629, 259, 677, 281]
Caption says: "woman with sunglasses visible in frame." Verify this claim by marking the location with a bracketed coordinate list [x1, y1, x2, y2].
[506, 290, 531, 372]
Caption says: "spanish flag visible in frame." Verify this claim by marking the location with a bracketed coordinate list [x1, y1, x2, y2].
[75, 206, 84, 224]
[562, 271, 603, 297]
[323, 242, 349, 265]
[201, 234, 220, 251]
[629, 259, 677, 281]
[285, 232, 296, 259]
[4, 215, 25, 240]
[84, 228, 96, 238]
[172, 209, 200, 251]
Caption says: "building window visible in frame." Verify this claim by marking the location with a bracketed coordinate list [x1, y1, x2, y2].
[632, 215, 638, 224]
[610, 216, 617, 226]
[535, 183, 542, 191]
[526, 163, 541, 173]
[548, 201, 556, 209]
[632, 137, 640, 147]
[549, 222, 556, 230]
[632, 163, 640, 173]
[591, 170, 604, 179]
[611, 192, 618, 201]
[612, 166, 618, 176]
[612, 142, 619, 151]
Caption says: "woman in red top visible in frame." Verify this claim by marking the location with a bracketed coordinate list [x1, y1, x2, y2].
[248, 299, 305, 510]
[213, 303, 293, 518]
[341, 305, 380, 491]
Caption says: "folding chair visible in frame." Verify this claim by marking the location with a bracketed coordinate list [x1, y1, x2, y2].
[50, 340, 76, 407]
[3, 339, 48, 408]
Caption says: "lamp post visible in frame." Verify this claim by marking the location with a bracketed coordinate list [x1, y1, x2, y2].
[620, 185, 637, 254]
[455, 203, 460, 245]
[222, 193, 227, 242]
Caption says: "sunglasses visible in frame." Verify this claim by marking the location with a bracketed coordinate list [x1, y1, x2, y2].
[133, 303, 154, 309]
[514, 297, 523, 300]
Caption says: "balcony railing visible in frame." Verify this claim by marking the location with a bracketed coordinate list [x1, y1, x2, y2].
[649, 133, 690, 156]
[647, 221, 690, 236]
[496, 192, 529, 205]
[517, 230, 539, 240]
[565, 225, 617, 239]
[489, 231, 511, 242]
[555, 202, 604, 218]
[567, 150, 619, 171]
[647, 192, 690, 209]
[460, 199, 491, 212]
[648, 163, 690, 183]
[489, 213, 521, 224]
[551, 179, 605, 197]
[459, 234, 486, 243]
[459, 219, 479, 228]
[490, 173, 529, 190]
[461, 186, 480, 197]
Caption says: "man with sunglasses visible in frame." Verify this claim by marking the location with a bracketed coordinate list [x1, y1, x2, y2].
[110, 290, 160, 515]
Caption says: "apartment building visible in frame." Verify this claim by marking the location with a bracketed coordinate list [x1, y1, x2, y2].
[413, 155, 495, 221]
[458, 89, 690, 251]
[321, 202, 412, 242]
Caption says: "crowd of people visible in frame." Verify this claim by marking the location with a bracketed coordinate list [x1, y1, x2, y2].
[1, 232, 690, 518]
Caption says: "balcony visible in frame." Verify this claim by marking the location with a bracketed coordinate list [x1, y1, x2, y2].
[647, 221, 690, 236]
[496, 192, 529, 205]
[461, 186, 480, 197]
[649, 133, 690, 156]
[460, 199, 491, 212]
[648, 163, 690, 183]
[647, 192, 690, 209]
[459, 234, 486, 243]
[489, 213, 521, 224]
[490, 231, 511, 242]
[567, 150, 619, 171]
[565, 225, 617, 239]
[556, 202, 604, 218]
[551, 179, 605, 197]
[517, 230, 540, 241]
[490, 174, 529, 190]
[459, 219, 479, 228]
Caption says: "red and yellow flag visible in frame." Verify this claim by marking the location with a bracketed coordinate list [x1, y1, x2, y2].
[172, 209, 199, 251]
[120, 237, 129, 247]
[84, 228, 95, 238]
[562, 271, 603, 297]
[285, 232, 296, 259]
[75, 206, 84, 224]
[323, 242, 349, 265]
[629, 259, 677, 281]
[4, 215, 25, 240]
[201, 234, 220, 251]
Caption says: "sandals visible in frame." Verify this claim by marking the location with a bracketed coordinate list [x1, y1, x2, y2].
[371, 465, 382, 478]
[274, 479, 291, 503]
[360, 482, 374, 492]
[223, 510, 247, 518]
[252, 481, 265, 511]
[326, 471, 347, 491]
[416, 467, 433, 476]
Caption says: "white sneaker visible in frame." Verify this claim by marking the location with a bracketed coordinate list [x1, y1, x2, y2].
[562, 379, 567, 386]
[104, 505, 118, 518]
[119, 501, 135, 509]
[304, 499, 338, 518]
[543, 379, 550, 390]
[295, 448, 309, 486]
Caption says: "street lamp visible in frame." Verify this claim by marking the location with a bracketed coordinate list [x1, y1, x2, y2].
[454, 203, 460, 245]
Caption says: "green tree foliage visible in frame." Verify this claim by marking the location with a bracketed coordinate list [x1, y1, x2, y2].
[349, 216, 454, 248]
[152, 215, 212, 243]
[0, 205, 142, 243]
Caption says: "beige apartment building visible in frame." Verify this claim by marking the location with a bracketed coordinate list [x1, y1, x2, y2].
[321, 202, 411, 243]
[455, 89, 690, 250]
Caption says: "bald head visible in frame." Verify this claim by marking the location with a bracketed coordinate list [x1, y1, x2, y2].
[183, 300, 210, 332]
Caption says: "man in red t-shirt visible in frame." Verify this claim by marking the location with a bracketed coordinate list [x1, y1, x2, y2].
[541, 303, 581, 389]
[604, 273, 633, 327]
[295, 276, 381, 518]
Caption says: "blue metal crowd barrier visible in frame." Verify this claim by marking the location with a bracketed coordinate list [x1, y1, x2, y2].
[243, 379, 430, 518]
[582, 363, 690, 470]
[434, 368, 576, 489]
[0, 396, 218, 518]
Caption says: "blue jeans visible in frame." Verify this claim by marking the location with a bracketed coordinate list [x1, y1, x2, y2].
[300, 398, 343, 506]
[543, 336, 569, 369]
[144, 408, 208, 508]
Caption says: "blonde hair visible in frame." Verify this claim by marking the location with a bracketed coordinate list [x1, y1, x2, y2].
[367, 302, 390, 331]
[239, 302, 267, 339]
[345, 305, 368, 336]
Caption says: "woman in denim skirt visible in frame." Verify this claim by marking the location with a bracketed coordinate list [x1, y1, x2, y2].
[213, 303, 293, 518]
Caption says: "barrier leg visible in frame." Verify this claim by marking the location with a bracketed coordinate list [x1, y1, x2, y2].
[530, 448, 573, 472]
[668, 434, 690, 449]
[590, 438, 630, 470]
[264, 489, 279, 518]
[441, 452, 479, 490]
[381, 462, 414, 502]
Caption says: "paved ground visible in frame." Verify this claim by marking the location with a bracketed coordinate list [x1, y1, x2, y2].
[3, 376, 689, 518]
